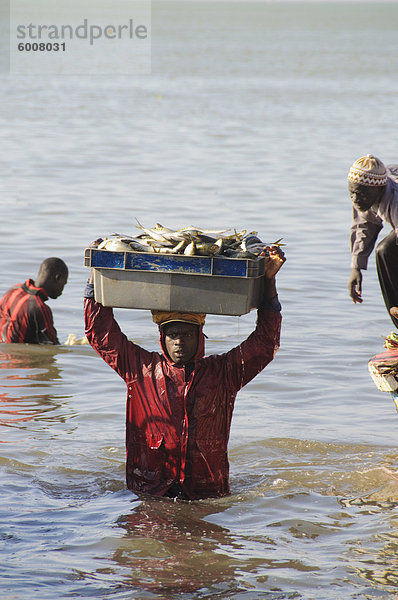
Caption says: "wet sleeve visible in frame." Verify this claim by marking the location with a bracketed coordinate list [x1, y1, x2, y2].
[350, 207, 383, 270]
[218, 307, 282, 393]
[84, 296, 152, 382]
[258, 294, 282, 312]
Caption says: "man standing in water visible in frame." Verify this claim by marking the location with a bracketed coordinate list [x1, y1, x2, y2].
[84, 246, 285, 500]
[347, 154, 398, 327]
[0, 257, 68, 344]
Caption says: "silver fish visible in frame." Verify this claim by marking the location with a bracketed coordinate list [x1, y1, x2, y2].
[184, 241, 196, 256]
[135, 219, 174, 244]
[195, 242, 221, 256]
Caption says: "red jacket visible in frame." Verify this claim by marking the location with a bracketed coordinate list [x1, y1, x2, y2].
[84, 297, 281, 499]
[0, 279, 59, 344]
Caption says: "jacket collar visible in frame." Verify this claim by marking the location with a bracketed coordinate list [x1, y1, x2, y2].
[22, 278, 49, 301]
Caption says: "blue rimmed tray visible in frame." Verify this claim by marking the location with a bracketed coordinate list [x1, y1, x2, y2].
[84, 248, 265, 278]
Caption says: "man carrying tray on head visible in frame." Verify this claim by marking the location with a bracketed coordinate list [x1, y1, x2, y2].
[84, 245, 285, 500]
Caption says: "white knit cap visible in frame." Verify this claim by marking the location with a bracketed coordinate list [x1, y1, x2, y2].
[347, 154, 387, 186]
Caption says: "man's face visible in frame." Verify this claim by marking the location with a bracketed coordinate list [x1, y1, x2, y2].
[348, 181, 385, 212]
[163, 322, 199, 365]
[47, 271, 68, 299]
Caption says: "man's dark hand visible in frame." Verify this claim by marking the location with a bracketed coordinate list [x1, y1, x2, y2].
[348, 268, 363, 303]
[262, 246, 286, 299]
[263, 245, 286, 280]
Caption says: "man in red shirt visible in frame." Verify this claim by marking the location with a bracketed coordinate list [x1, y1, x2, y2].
[0, 257, 68, 344]
[84, 246, 284, 500]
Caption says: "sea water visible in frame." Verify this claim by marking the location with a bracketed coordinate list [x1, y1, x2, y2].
[1, 2, 398, 598]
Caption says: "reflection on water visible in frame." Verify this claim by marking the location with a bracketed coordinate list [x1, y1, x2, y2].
[0, 344, 67, 432]
[115, 497, 240, 597]
[108, 495, 321, 599]
[101, 489, 398, 599]
[0, 344, 62, 380]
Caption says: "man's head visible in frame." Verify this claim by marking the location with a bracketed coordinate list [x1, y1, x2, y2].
[152, 311, 206, 365]
[348, 154, 387, 212]
[35, 257, 68, 299]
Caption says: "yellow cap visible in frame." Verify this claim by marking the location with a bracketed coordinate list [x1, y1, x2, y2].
[151, 310, 206, 328]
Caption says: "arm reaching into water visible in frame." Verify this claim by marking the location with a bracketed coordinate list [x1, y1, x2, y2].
[348, 206, 383, 304]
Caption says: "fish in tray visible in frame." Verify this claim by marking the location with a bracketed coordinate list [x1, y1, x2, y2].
[94, 221, 284, 259]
